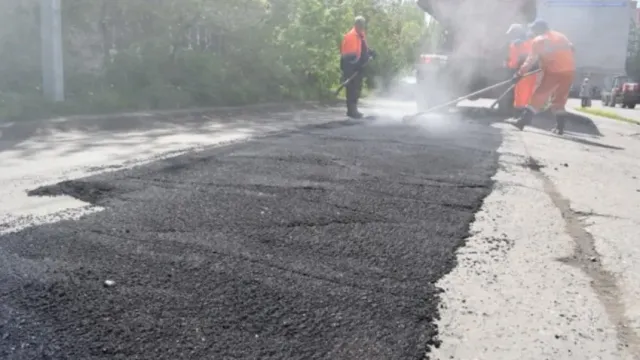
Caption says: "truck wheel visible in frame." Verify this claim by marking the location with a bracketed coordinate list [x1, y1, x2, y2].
[629, 103, 636, 109]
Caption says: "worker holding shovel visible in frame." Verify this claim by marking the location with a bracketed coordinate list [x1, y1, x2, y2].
[340, 16, 376, 119]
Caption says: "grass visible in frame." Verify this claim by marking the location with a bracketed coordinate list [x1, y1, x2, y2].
[573, 106, 640, 125]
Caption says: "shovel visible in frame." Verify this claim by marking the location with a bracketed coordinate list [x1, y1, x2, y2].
[334, 58, 372, 97]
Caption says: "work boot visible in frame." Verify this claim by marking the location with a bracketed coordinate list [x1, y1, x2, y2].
[346, 103, 363, 119]
[551, 113, 565, 135]
[512, 108, 534, 131]
[512, 107, 524, 119]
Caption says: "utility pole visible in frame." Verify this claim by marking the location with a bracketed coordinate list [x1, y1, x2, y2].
[41, 0, 64, 102]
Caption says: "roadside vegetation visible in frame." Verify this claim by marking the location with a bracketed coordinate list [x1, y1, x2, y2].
[574, 107, 640, 125]
[0, 0, 428, 121]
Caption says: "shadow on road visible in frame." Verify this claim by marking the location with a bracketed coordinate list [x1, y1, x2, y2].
[447, 107, 604, 137]
[0, 97, 610, 164]
[0, 102, 341, 159]
[531, 111, 603, 137]
[462, 108, 618, 150]
[537, 132, 624, 151]
[453, 107, 621, 150]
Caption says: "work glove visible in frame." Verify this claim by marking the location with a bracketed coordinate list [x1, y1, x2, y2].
[368, 49, 377, 60]
[511, 72, 523, 84]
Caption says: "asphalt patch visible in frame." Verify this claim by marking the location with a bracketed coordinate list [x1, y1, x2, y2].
[1, 118, 501, 359]
[26, 180, 133, 206]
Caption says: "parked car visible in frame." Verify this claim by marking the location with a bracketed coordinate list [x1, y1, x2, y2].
[601, 75, 640, 109]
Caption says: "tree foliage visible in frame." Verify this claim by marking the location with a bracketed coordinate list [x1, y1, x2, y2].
[0, 0, 428, 120]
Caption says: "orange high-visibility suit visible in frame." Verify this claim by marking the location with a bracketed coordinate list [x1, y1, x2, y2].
[340, 27, 368, 117]
[518, 30, 575, 113]
[508, 39, 536, 109]
[340, 27, 365, 66]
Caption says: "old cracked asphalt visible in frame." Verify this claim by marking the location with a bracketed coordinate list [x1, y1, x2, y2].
[0, 110, 501, 359]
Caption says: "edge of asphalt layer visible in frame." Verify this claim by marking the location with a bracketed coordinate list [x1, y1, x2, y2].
[23, 117, 369, 191]
[23, 117, 381, 205]
[428, 127, 638, 359]
[1, 114, 503, 359]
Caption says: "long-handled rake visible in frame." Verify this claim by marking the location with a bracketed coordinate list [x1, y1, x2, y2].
[402, 69, 541, 123]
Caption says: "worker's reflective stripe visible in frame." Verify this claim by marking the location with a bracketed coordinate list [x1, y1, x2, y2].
[341, 51, 359, 62]
[507, 43, 519, 68]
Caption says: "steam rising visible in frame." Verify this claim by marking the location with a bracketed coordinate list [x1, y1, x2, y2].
[365, 0, 535, 123]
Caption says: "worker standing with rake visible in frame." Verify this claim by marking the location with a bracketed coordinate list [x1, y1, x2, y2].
[340, 16, 376, 119]
[511, 19, 575, 135]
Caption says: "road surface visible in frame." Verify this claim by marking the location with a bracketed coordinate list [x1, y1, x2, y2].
[1, 100, 639, 359]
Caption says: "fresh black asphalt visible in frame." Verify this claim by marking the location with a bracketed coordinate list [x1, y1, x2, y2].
[0, 115, 501, 359]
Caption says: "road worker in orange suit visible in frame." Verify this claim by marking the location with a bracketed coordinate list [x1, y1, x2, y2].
[512, 19, 575, 135]
[506, 24, 538, 113]
[340, 16, 376, 118]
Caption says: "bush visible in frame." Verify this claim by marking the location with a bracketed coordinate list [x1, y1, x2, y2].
[0, 0, 428, 121]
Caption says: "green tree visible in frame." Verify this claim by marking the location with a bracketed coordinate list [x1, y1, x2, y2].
[0, 0, 428, 120]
